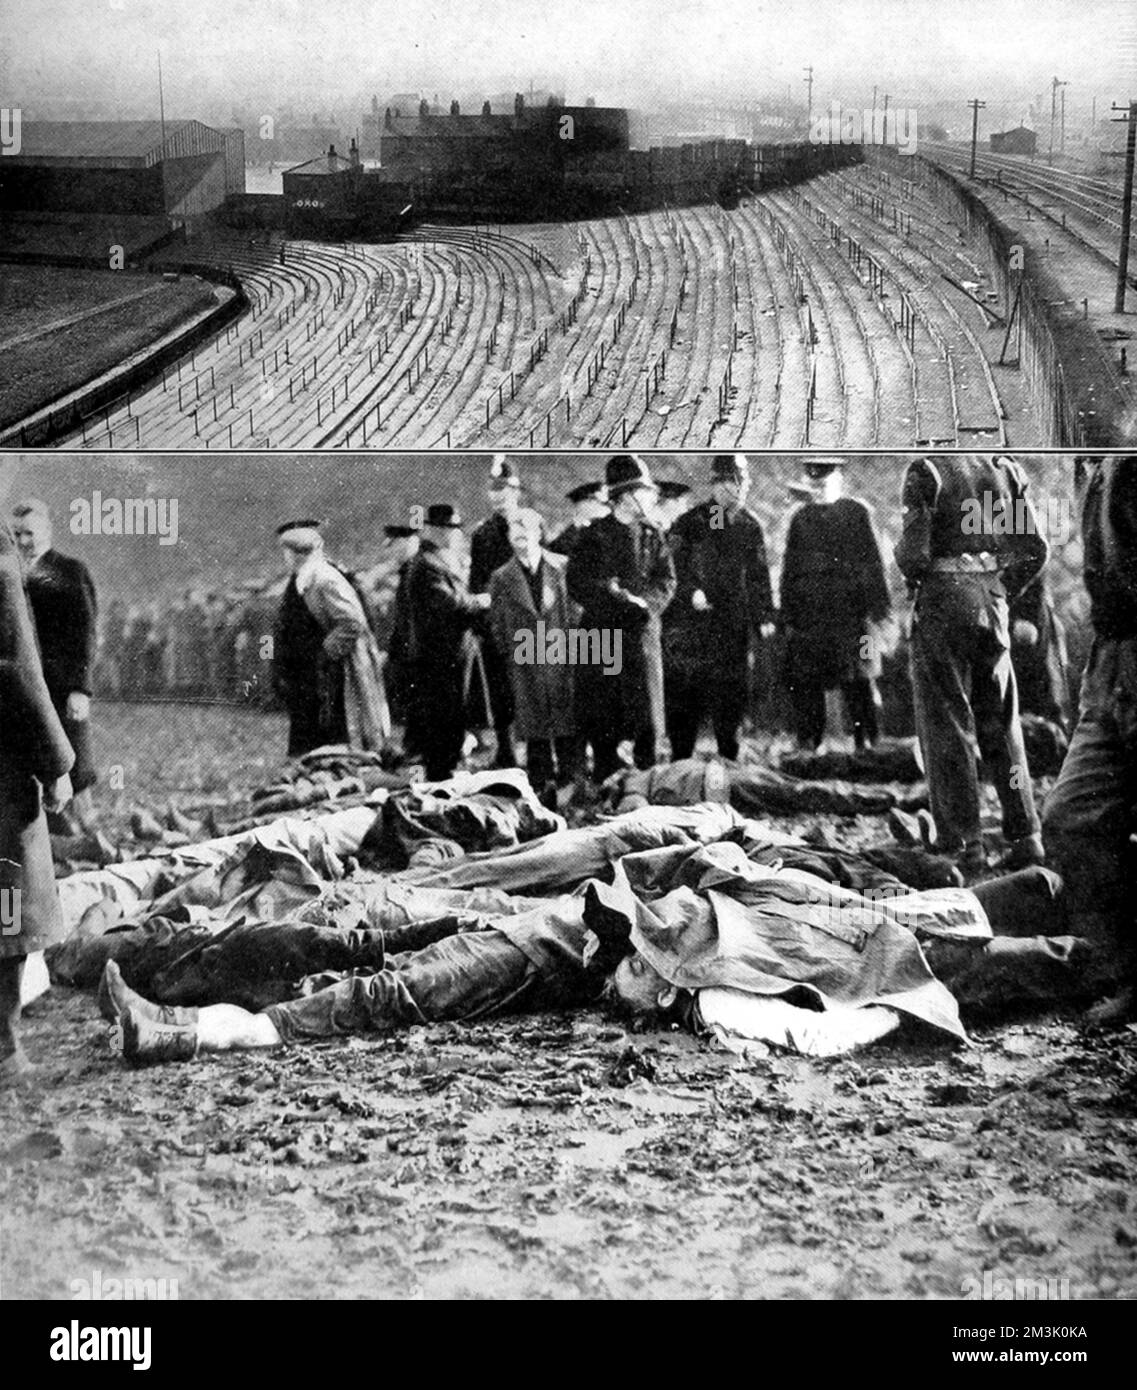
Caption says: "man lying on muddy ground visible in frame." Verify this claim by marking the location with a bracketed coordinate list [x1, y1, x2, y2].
[99, 852, 1097, 1067]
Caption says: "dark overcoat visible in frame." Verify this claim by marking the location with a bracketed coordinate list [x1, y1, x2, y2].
[25, 548, 98, 792]
[566, 511, 676, 742]
[780, 498, 892, 686]
[489, 552, 578, 741]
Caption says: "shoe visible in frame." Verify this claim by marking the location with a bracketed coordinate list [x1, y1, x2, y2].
[1084, 985, 1137, 1030]
[98, 961, 198, 1028]
[888, 808, 922, 848]
[991, 836, 1046, 873]
[956, 844, 989, 880]
[130, 808, 165, 842]
[115, 1007, 199, 1067]
[165, 804, 203, 837]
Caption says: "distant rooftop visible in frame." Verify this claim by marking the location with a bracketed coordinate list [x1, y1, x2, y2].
[16, 120, 194, 160]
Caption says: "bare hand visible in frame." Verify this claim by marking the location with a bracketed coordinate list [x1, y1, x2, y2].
[1012, 619, 1040, 647]
[759, 622, 776, 640]
[65, 692, 91, 722]
[44, 774, 73, 812]
[691, 589, 710, 613]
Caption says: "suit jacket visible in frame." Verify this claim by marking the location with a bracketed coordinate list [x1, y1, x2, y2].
[489, 552, 578, 740]
[1, 522, 75, 959]
[25, 548, 98, 699]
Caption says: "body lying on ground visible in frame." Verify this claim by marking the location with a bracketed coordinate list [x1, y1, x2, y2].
[98, 852, 1093, 1066]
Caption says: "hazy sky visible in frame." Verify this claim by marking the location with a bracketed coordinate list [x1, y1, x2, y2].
[3, 0, 1133, 116]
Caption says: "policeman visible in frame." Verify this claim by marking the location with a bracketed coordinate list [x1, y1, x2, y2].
[469, 456, 522, 767]
[895, 457, 1049, 876]
[549, 480, 607, 558]
[567, 455, 676, 781]
[662, 454, 775, 761]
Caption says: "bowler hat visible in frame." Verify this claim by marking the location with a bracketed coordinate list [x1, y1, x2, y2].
[424, 503, 463, 528]
[566, 481, 605, 504]
[658, 481, 691, 502]
[710, 454, 747, 483]
[605, 454, 655, 497]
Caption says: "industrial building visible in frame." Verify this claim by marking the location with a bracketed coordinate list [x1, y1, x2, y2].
[990, 125, 1038, 157]
[0, 120, 246, 229]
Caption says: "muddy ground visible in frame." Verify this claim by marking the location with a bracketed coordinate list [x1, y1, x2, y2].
[2, 704, 1136, 1301]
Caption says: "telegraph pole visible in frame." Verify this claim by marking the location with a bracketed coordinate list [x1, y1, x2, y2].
[1048, 77, 1067, 164]
[1113, 100, 1137, 313]
[882, 92, 890, 143]
[803, 66, 814, 124]
[968, 97, 985, 177]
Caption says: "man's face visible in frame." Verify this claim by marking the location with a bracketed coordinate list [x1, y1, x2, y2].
[12, 511, 51, 562]
[712, 477, 747, 511]
[488, 483, 519, 518]
[389, 535, 418, 566]
[611, 952, 673, 1016]
[508, 514, 541, 568]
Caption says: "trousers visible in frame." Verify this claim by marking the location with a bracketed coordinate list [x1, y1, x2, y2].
[910, 575, 1040, 854]
[265, 928, 539, 1040]
[1042, 637, 1137, 966]
[665, 663, 748, 761]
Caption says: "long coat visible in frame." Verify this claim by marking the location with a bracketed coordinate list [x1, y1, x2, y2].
[274, 558, 389, 756]
[663, 501, 775, 677]
[566, 511, 676, 743]
[25, 548, 98, 792]
[406, 541, 490, 748]
[489, 552, 578, 741]
[0, 520, 75, 961]
[469, 512, 516, 730]
[780, 497, 892, 686]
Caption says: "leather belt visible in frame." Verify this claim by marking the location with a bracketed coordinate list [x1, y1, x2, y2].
[930, 553, 1001, 574]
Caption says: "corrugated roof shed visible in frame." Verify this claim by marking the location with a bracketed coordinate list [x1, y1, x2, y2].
[16, 121, 191, 159]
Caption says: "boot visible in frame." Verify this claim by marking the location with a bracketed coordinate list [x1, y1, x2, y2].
[1085, 985, 1137, 1029]
[98, 961, 198, 1027]
[115, 1007, 199, 1067]
[0, 957, 34, 1084]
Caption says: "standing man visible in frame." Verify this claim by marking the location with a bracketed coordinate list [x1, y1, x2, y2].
[662, 455, 776, 762]
[655, 480, 692, 533]
[406, 505, 492, 783]
[272, 519, 388, 758]
[549, 480, 607, 558]
[0, 515, 75, 1082]
[378, 523, 421, 758]
[11, 499, 99, 830]
[895, 458, 1049, 876]
[779, 460, 893, 753]
[567, 456, 676, 781]
[469, 456, 522, 768]
[489, 508, 578, 807]
[1042, 458, 1137, 1025]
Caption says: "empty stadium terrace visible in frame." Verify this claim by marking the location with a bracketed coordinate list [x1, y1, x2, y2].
[5, 135, 1134, 449]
